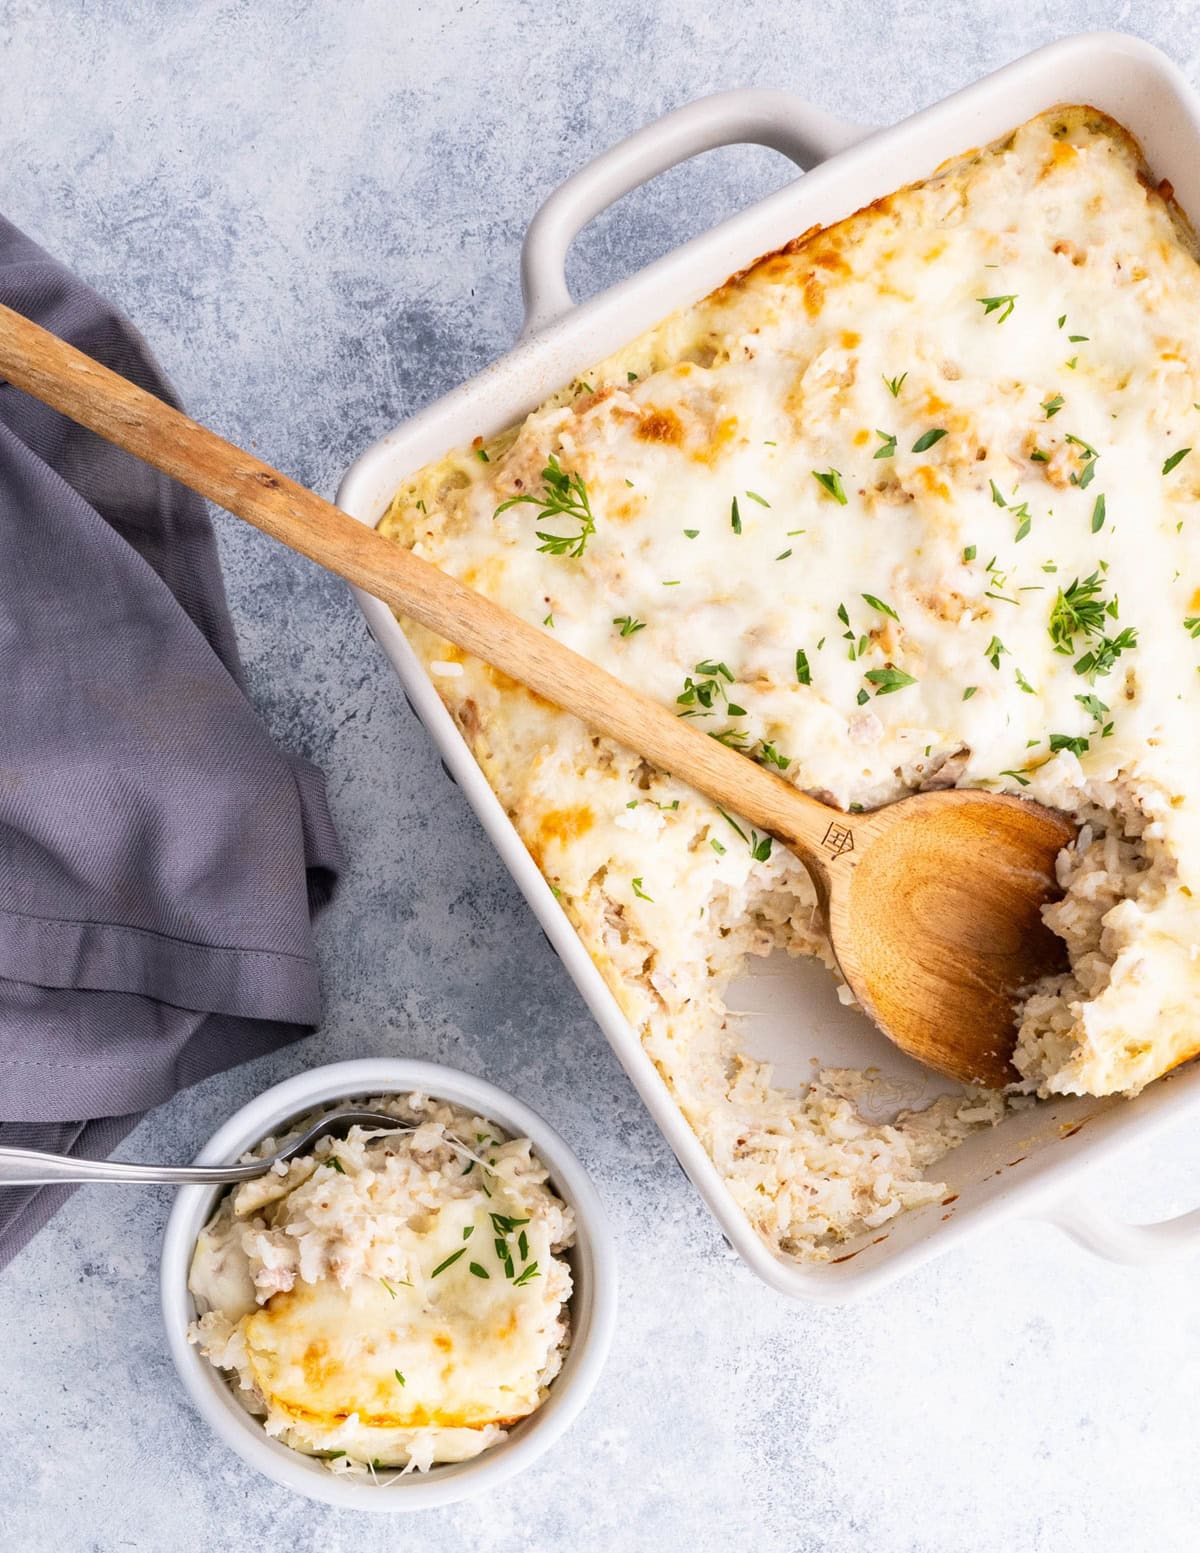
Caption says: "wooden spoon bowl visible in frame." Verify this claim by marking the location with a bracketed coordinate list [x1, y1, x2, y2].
[818, 789, 1072, 1087]
[0, 301, 1076, 1089]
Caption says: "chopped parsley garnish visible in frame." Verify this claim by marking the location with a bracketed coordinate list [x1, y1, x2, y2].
[1186, 616, 1200, 638]
[430, 1247, 467, 1278]
[963, 544, 977, 562]
[1010, 500, 1032, 543]
[1091, 493, 1106, 533]
[730, 496, 742, 534]
[1076, 691, 1113, 736]
[476, 447, 490, 462]
[513, 1262, 541, 1286]
[745, 490, 770, 507]
[469, 1263, 489, 1279]
[1000, 769, 1031, 786]
[1049, 733, 1089, 756]
[754, 740, 791, 771]
[684, 528, 699, 538]
[613, 615, 646, 636]
[1014, 667, 1035, 694]
[1042, 394, 1065, 419]
[776, 549, 792, 561]
[1069, 334, 1088, 343]
[837, 600, 865, 660]
[1064, 433, 1099, 489]
[627, 370, 638, 382]
[1049, 572, 1106, 652]
[1030, 449, 1049, 463]
[985, 635, 1008, 670]
[677, 659, 735, 717]
[795, 648, 812, 685]
[861, 593, 899, 621]
[718, 808, 773, 861]
[395, 1369, 407, 1386]
[884, 372, 908, 397]
[1164, 447, 1192, 475]
[912, 428, 948, 453]
[631, 877, 653, 901]
[978, 294, 1017, 322]
[709, 836, 726, 855]
[1057, 314, 1066, 328]
[1074, 626, 1138, 682]
[495, 455, 596, 557]
[812, 468, 848, 505]
[962, 685, 977, 701]
[380, 1278, 398, 1299]
[857, 688, 870, 705]
[864, 666, 917, 695]
[874, 430, 897, 459]
[490, 1211, 530, 1234]
[1076, 691, 1110, 720]
[462, 1224, 475, 1239]
[327, 1156, 345, 1174]
[985, 555, 1019, 605]
[543, 612, 554, 627]
[990, 481, 1007, 507]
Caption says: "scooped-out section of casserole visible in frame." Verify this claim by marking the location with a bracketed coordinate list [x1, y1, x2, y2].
[188, 1095, 575, 1473]
[377, 107, 1200, 1261]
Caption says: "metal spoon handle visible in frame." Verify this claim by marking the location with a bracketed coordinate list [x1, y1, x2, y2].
[0, 1147, 264, 1186]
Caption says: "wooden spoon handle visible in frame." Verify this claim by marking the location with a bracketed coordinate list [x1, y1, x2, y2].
[0, 301, 840, 879]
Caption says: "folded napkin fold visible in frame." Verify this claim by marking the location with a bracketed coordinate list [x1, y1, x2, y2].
[0, 216, 342, 1266]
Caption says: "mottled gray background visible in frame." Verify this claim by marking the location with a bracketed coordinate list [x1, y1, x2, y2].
[2, 2, 1200, 1549]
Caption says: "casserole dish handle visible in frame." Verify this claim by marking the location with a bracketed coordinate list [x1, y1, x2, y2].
[1038, 1192, 1200, 1264]
[520, 88, 870, 337]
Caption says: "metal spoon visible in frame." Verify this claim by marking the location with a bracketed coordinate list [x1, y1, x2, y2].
[0, 1108, 407, 1186]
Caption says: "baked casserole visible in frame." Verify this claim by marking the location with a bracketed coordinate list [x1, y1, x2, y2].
[378, 107, 1200, 1260]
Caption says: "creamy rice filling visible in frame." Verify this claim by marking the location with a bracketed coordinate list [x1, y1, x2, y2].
[188, 1094, 575, 1473]
[377, 107, 1200, 1259]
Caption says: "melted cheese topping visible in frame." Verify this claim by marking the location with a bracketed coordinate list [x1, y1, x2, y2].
[379, 109, 1200, 1256]
[188, 1096, 574, 1472]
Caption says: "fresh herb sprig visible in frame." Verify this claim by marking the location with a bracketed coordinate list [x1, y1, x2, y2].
[495, 454, 596, 557]
[1049, 572, 1107, 652]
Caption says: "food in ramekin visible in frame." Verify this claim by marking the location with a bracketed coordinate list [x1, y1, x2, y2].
[187, 1094, 575, 1474]
[378, 107, 1200, 1259]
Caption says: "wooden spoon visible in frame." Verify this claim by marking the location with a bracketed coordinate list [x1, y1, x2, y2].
[0, 302, 1074, 1088]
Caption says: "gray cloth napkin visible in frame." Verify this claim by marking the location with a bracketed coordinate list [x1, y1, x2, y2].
[0, 216, 342, 1266]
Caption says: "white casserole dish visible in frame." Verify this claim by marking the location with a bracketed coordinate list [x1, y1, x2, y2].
[338, 32, 1200, 1302]
[160, 1059, 616, 1509]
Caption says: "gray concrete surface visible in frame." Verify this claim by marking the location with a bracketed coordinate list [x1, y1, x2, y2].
[2, 3, 1199, 1549]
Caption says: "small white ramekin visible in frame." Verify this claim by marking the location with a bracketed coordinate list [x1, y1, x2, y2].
[160, 1057, 617, 1511]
